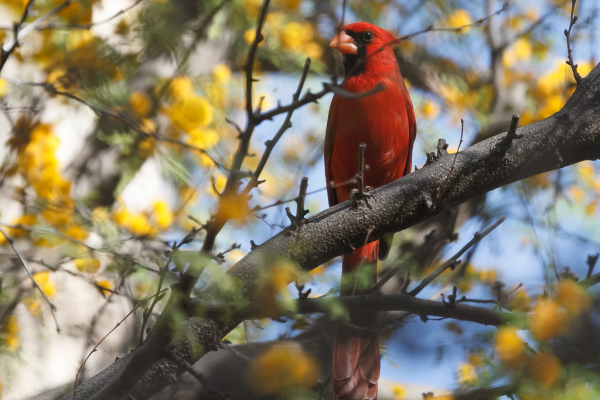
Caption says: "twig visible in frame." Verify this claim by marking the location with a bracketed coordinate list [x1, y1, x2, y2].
[443, 119, 465, 184]
[293, 177, 309, 227]
[0, 0, 35, 74]
[409, 217, 505, 296]
[564, 0, 582, 82]
[356, 143, 366, 197]
[242, 58, 311, 197]
[175, 0, 232, 74]
[1, 222, 160, 275]
[0, 225, 61, 332]
[245, 0, 270, 121]
[37, 0, 143, 30]
[342, 2, 509, 79]
[499, 114, 522, 152]
[586, 253, 599, 279]
[252, 176, 358, 212]
[73, 295, 152, 399]
[18, 81, 225, 169]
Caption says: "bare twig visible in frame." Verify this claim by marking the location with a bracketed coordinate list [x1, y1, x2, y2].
[73, 296, 149, 399]
[0, 0, 35, 74]
[565, 0, 582, 82]
[175, 0, 232, 74]
[499, 114, 522, 152]
[294, 177, 309, 227]
[586, 253, 599, 279]
[443, 119, 465, 185]
[0, 225, 61, 332]
[343, 2, 509, 79]
[17, 81, 225, 169]
[409, 217, 506, 296]
[356, 143, 366, 198]
[241, 58, 311, 197]
[36, 0, 143, 30]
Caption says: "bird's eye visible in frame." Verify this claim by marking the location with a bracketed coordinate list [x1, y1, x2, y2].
[363, 31, 374, 42]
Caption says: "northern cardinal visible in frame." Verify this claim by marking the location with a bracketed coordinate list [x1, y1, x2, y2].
[325, 23, 416, 400]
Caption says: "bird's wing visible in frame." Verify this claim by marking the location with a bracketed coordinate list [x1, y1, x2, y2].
[324, 96, 339, 207]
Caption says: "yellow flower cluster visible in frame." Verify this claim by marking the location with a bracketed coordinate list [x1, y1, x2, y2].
[495, 327, 525, 368]
[246, 342, 319, 395]
[33, 271, 56, 297]
[446, 9, 472, 32]
[162, 76, 219, 166]
[74, 258, 101, 273]
[113, 200, 174, 237]
[279, 21, 322, 59]
[95, 279, 112, 295]
[255, 261, 300, 317]
[457, 362, 477, 384]
[1, 315, 19, 352]
[391, 384, 407, 399]
[19, 124, 72, 203]
[0, 78, 7, 98]
[526, 352, 561, 387]
[527, 280, 590, 341]
[521, 60, 594, 125]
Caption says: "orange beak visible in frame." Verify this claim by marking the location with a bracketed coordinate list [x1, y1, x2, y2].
[329, 31, 358, 55]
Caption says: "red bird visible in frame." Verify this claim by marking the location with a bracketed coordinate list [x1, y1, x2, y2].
[325, 23, 416, 400]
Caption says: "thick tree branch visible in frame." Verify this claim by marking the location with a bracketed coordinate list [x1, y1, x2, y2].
[67, 63, 600, 400]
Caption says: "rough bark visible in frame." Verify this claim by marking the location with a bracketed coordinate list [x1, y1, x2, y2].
[64, 62, 600, 400]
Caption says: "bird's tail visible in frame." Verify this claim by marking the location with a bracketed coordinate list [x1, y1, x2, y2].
[332, 241, 380, 400]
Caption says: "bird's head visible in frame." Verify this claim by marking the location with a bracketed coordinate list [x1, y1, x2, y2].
[330, 22, 398, 77]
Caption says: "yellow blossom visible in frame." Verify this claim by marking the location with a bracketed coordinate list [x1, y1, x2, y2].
[0, 79, 7, 97]
[555, 279, 590, 316]
[526, 352, 561, 387]
[167, 95, 213, 131]
[510, 289, 531, 312]
[169, 76, 194, 99]
[1, 315, 19, 352]
[246, 342, 319, 395]
[281, 22, 314, 50]
[275, 0, 301, 9]
[421, 99, 440, 120]
[63, 224, 89, 241]
[33, 271, 56, 297]
[217, 193, 250, 224]
[113, 208, 134, 227]
[457, 362, 477, 384]
[213, 64, 231, 83]
[469, 354, 483, 367]
[568, 185, 583, 201]
[152, 200, 173, 229]
[479, 269, 497, 284]
[528, 299, 567, 341]
[391, 384, 407, 399]
[96, 280, 112, 295]
[495, 327, 525, 368]
[514, 38, 532, 60]
[129, 92, 152, 117]
[128, 213, 155, 236]
[23, 296, 41, 317]
[138, 137, 155, 159]
[255, 261, 301, 317]
[305, 42, 323, 59]
[74, 258, 101, 273]
[446, 9, 472, 31]
[186, 128, 219, 149]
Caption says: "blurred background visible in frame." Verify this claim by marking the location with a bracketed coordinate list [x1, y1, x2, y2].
[0, 0, 599, 399]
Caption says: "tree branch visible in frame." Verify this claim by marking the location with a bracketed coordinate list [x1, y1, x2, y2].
[66, 62, 600, 400]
